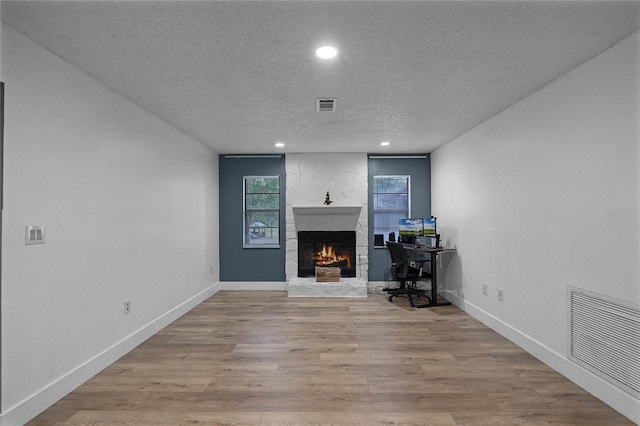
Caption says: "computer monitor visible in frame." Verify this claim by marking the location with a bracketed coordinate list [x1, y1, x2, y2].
[423, 217, 436, 236]
[398, 218, 424, 237]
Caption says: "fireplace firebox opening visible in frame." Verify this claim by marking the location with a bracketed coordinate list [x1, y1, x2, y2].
[298, 231, 356, 278]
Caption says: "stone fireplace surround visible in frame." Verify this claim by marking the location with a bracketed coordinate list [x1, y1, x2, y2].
[285, 153, 369, 297]
[287, 206, 367, 297]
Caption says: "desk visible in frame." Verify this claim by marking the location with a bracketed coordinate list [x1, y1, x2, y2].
[404, 246, 454, 307]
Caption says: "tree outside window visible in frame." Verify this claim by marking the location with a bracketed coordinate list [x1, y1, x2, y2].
[244, 176, 280, 247]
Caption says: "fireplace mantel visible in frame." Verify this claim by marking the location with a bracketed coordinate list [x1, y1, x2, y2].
[292, 205, 363, 232]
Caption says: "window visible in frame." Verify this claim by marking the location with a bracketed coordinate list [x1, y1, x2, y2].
[244, 176, 280, 248]
[373, 175, 410, 238]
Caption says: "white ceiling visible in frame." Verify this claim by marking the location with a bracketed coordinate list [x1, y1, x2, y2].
[2, 1, 639, 154]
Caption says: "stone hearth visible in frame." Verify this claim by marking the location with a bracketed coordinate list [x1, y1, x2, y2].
[287, 277, 367, 297]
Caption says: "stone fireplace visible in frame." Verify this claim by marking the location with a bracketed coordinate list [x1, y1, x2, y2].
[284, 153, 368, 297]
[287, 205, 367, 297]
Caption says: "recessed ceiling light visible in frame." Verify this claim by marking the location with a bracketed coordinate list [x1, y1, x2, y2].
[316, 46, 338, 59]
[380, 141, 391, 146]
[275, 142, 285, 148]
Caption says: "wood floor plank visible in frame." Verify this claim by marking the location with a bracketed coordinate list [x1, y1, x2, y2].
[76, 375, 213, 393]
[26, 291, 634, 425]
[204, 374, 371, 394]
[130, 361, 280, 377]
[64, 410, 262, 426]
[259, 411, 457, 426]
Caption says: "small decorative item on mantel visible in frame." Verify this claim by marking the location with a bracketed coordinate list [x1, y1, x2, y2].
[324, 191, 333, 205]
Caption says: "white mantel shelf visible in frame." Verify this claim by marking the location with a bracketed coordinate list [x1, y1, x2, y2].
[292, 206, 363, 214]
[292, 205, 363, 232]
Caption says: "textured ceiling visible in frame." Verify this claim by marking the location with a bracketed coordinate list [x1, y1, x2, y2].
[2, 1, 639, 154]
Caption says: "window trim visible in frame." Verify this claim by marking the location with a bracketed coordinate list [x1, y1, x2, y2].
[243, 175, 281, 249]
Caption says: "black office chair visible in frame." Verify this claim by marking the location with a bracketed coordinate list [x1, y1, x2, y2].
[386, 241, 431, 307]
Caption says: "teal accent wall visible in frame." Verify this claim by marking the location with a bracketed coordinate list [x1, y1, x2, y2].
[219, 155, 286, 281]
[367, 155, 431, 282]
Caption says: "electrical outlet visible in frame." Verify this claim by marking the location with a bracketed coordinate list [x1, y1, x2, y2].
[25, 225, 45, 245]
[210, 265, 213, 274]
[123, 300, 131, 315]
[482, 282, 488, 296]
[498, 288, 504, 302]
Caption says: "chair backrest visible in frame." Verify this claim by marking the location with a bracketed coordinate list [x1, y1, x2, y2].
[386, 241, 409, 279]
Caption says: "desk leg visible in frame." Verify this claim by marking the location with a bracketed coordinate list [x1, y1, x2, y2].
[416, 251, 451, 308]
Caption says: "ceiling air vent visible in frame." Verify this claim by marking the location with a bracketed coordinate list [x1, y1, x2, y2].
[316, 98, 337, 112]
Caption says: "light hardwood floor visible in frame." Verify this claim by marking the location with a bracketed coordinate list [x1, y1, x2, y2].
[28, 290, 633, 425]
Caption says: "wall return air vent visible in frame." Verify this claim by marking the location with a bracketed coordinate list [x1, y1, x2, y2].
[316, 98, 337, 112]
[568, 286, 640, 398]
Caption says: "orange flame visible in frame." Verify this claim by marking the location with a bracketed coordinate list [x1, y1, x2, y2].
[313, 244, 351, 267]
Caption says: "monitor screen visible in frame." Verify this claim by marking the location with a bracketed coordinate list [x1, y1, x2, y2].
[398, 218, 424, 236]
[423, 217, 436, 236]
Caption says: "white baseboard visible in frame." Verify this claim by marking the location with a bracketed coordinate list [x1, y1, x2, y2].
[1, 283, 220, 426]
[443, 290, 640, 425]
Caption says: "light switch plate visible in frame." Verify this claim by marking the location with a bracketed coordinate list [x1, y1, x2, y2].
[25, 225, 45, 245]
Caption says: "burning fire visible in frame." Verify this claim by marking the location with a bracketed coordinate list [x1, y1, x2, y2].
[313, 244, 351, 267]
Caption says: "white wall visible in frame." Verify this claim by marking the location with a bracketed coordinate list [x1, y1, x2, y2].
[1, 25, 220, 425]
[431, 32, 639, 422]
[285, 153, 368, 282]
